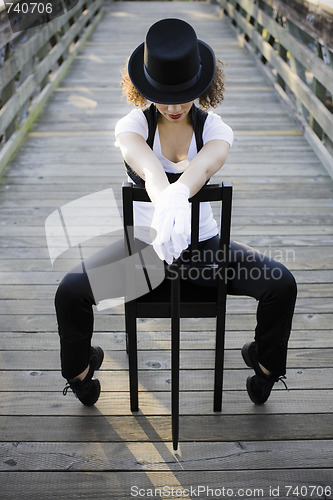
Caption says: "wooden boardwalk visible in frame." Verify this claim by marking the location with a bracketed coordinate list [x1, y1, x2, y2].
[0, 1, 333, 498]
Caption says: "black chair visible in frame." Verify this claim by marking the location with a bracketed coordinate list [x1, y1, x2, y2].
[122, 181, 232, 451]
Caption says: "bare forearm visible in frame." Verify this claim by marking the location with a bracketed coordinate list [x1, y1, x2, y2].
[144, 166, 170, 205]
[176, 162, 208, 197]
[117, 132, 169, 204]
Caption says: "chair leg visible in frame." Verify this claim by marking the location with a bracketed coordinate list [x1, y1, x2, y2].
[171, 314, 180, 452]
[214, 299, 226, 412]
[170, 263, 180, 452]
[125, 303, 139, 412]
[125, 331, 129, 354]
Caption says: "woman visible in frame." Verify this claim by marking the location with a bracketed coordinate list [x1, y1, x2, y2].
[56, 18, 297, 407]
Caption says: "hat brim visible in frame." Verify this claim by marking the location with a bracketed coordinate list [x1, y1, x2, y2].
[128, 40, 216, 104]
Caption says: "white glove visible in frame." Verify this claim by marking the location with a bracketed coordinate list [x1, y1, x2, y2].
[153, 240, 175, 265]
[151, 182, 191, 263]
[153, 232, 189, 265]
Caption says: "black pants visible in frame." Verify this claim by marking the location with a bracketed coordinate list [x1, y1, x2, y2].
[55, 235, 297, 380]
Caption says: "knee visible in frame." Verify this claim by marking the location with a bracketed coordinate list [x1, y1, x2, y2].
[55, 272, 90, 313]
[269, 264, 297, 302]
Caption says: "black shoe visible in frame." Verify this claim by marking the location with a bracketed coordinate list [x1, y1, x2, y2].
[241, 342, 287, 405]
[241, 341, 261, 373]
[246, 374, 275, 405]
[90, 345, 104, 372]
[63, 346, 104, 406]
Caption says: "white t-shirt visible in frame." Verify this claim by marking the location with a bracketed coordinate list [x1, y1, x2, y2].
[115, 108, 233, 243]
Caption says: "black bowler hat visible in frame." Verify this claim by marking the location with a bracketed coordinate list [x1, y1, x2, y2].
[128, 18, 216, 104]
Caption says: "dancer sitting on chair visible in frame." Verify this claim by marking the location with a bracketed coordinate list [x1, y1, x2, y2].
[55, 18, 297, 407]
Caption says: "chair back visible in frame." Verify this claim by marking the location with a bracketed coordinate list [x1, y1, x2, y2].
[122, 182, 233, 305]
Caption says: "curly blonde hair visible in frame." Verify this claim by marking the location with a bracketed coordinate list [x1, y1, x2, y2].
[120, 59, 225, 110]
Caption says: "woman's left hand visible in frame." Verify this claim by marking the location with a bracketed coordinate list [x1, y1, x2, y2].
[151, 182, 191, 263]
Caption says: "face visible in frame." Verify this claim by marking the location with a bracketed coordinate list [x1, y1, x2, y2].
[155, 101, 194, 123]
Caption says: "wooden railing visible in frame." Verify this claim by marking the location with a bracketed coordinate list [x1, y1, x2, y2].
[0, 0, 104, 177]
[217, 0, 333, 176]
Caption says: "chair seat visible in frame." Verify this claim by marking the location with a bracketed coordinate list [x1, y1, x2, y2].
[136, 277, 218, 318]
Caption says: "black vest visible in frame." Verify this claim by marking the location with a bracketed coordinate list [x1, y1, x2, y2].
[124, 103, 208, 187]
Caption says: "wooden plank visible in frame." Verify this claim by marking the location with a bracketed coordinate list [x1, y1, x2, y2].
[21, 281, 333, 308]
[0, 368, 332, 392]
[0, 390, 332, 416]
[0, 296, 332, 315]
[1, 470, 332, 500]
[10, 136, 315, 154]
[1, 235, 333, 249]
[0, 309, 332, 331]
[9, 136, 316, 155]
[3, 212, 333, 233]
[1, 185, 333, 199]
[1, 248, 332, 272]
[2, 282, 330, 301]
[2, 414, 333, 442]
[0, 349, 332, 371]
[1, 439, 333, 471]
[1, 196, 332, 208]
[1, 327, 333, 350]
[1, 223, 333, 237]
[2, 201, 332, 216]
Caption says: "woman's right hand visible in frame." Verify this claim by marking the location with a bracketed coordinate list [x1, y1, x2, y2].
[151, 182, 191, 264]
